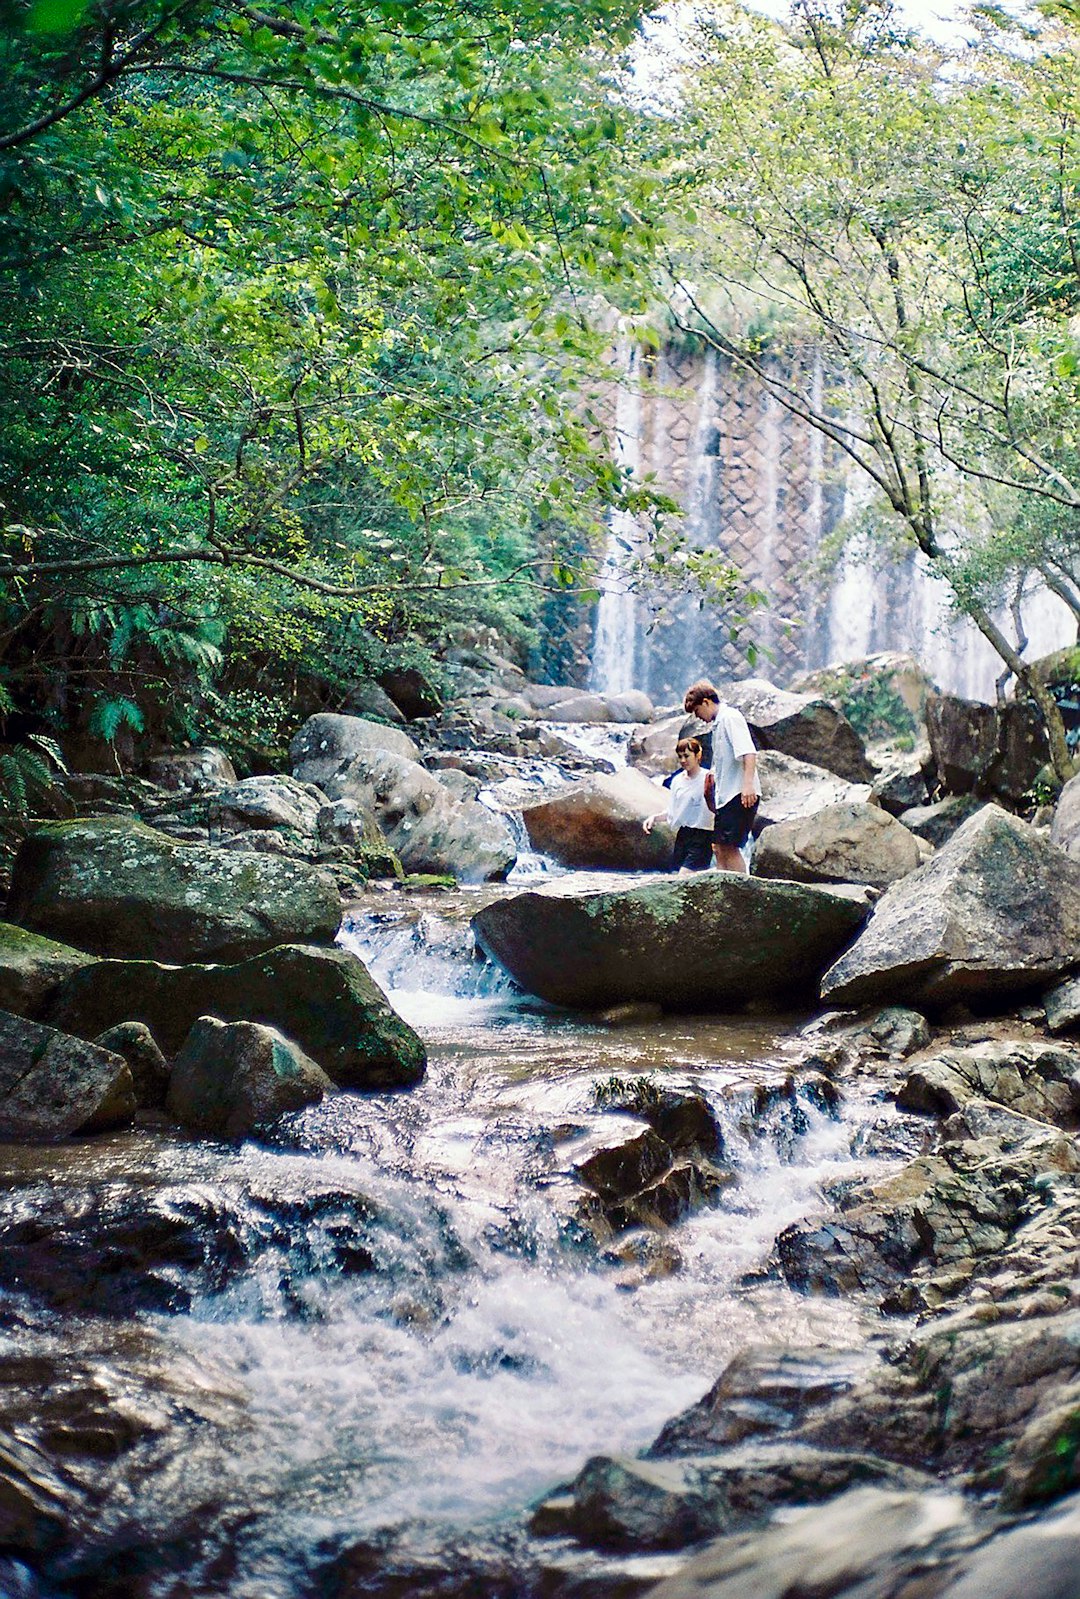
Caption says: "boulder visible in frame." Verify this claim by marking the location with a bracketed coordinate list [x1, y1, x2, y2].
[0, 1009, 135, 1140]
[721, 679, 875, 783]
[926, 692, 1049, 804]
[543, 693, 614, 724]
[519, 770, 674, 870]
[870, 750, 931, 816]
[522, 682, 581, 712]
[142, 747, 237, 792]
[299, 745, 515, 882]
[0, 922, 95, 1019]
[377, 666, 442, 719]
[289, 713, 419, 786]
[315, 799, 402, 879]
[1051, 772, 1080, 859]
[166, 1016, 332, 1138]
[472, 873, 870, 1011]
[6, 818, 341, 964]
[627, 714, 686, 776]
[899, 793, 984, 848]
[340, 680, 407, 724]
[753, 801, 929, 889]
[821, 805, 1080, 1010]
[1045, 974, 1080, 1034]
[208, 774, 325, 838]
[756, 750, 871, 827]
[93, 1021, 170, 1109]
[897, 1039, 1080, 1128]
[603, 690, 654, 723]
[45, 942, 426, 1090]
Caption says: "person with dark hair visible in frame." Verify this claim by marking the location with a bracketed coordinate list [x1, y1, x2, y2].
[643, 736, 715, 872]
[681, 680, 760, 873]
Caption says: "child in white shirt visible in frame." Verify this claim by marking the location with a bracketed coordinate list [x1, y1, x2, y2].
[643, 737, 715, 872]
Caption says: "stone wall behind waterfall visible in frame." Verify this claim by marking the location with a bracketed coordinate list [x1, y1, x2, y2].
[584, 341, 1073, 705]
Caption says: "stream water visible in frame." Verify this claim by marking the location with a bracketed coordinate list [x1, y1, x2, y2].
[0, 877, 910, 1599]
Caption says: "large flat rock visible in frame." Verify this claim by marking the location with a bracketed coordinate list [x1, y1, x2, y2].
[6, 818, 341, 964]
[821, 804, 1080, 1010]
[472, 873, 870, 1011]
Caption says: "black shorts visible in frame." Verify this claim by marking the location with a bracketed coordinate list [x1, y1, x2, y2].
[713, 793, 759, 847]
[672, 826, 714, 871]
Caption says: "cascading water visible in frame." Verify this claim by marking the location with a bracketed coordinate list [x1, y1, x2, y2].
[589, 342, 645, 697]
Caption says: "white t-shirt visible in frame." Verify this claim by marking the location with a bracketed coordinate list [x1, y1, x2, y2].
[711, 704, 762, 806]
[666, 768, 714, 830]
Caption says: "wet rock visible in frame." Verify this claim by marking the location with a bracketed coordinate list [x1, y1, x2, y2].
[1050, 771, 1080, 859]
[300, 744, 515, 882]
[899, 793, 985, 848]
[0, 1010, 135, 1141]
[821, 805, 1080, 1011]
[722, 679, 875, 783]
[533, 1444, 930, 1554]
[595, 1002, 665, 1027]
[649, 1346, 865, 1458]
[208, 774, 326, 838]
[520, 770, 673, 870]
[608, 1160, 734, 1231]
[143, 747, 237, 792]
[93, 1022, 169, 1109]
[472, 873, 870, 1011]
[46, 942, 426, 1090]
[898, 1039, 1080, 1128]
[290, 712, 420, 787]
[926, 692, 1049, 805]
[1000, 1387, 1080, 1509]
[753, 800, 929, 889]
[844, 1005, 932, 1059]
[0, 922, 95, 1019]
[1045, 974, 1080, 1034]
[644, 1484, 976, 1599]
[167, 1017, 332, 1139]
[577, 1129, 673, 1204]
[6, 817, 341, 964]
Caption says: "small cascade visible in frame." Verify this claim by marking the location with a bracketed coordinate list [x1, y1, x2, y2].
[589, 341, 644, 696]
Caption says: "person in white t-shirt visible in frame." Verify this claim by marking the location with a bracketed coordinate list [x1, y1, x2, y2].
[682, 679, 761, 874]
[642, 736, 715, 872]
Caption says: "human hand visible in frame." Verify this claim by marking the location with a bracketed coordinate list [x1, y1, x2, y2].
[643, 815, 655, 833]
[741, 786, 756, 807]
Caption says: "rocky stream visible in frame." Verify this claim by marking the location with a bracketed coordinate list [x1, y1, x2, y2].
[2, 646, 1080, 1599]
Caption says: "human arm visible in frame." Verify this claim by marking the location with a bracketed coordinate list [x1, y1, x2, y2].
[741, 752, 757, 807]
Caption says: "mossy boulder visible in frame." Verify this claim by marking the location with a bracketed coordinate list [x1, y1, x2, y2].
[472, 873, 870, 1011]
[45, 942, 425, 1090]
[0, 922, 95, 1019]
[166, 1017, 333, 1138]
[6, 817, 341, 963]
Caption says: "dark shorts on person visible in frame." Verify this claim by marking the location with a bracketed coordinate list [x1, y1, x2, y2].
[672, 826, 714, 871]
[713, 793, 759, 848]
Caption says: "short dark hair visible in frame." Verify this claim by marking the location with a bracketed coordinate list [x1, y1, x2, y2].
[683, 680, 719, 715]
[675, 737, 703, 758]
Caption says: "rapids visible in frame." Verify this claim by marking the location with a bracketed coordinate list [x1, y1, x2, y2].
[0, 886, 908, 1598]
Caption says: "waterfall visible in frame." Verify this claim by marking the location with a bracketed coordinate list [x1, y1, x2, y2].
[589, 342, 644, 696]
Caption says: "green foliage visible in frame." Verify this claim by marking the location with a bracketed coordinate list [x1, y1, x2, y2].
[810, 666, 919, 745]
[592, 1073, 661, 1109]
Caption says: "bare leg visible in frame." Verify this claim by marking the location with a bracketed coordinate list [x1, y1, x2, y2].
[713, 843, 749, 874]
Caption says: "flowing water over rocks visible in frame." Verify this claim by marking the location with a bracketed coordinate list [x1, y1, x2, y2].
[0, 888, 904, 1599]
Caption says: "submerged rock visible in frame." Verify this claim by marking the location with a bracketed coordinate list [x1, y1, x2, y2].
[519, 770, 674, 871]
[46, 942, 426, 1090]
[167, 1017, 333, 1138]
[821, 805, 1080, 1010]
[472, 873, 870, 1011]
[753, 800, 929, 888]
[6, 817, 341, 964]
[0, 1009, 135, 1141]
[0, 921, 95, 1019]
